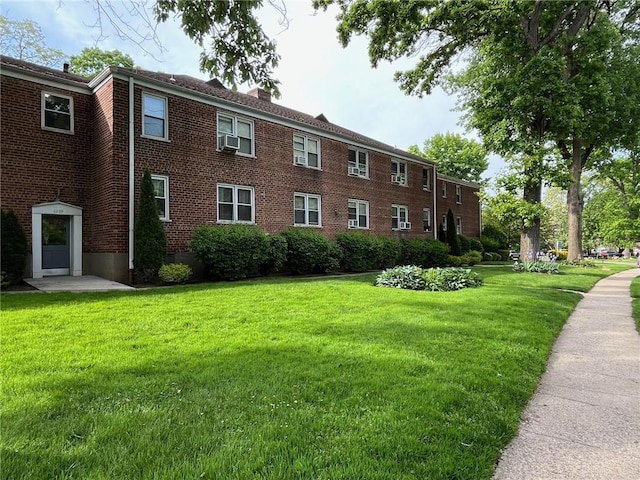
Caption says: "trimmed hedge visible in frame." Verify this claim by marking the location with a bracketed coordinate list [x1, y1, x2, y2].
[189, 224, 270, 280]
[373, 236, 401, 269]
[400, 239, 449, 268]
[1, 209, 28, 286]
[158, 263, 192, 284]
[260, 234, 288, 275]
[281, 227, 341, 275]
[335, 231, 379, 272]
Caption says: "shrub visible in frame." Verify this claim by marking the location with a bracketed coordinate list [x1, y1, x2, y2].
[372, 236, 401, 269]
[513, 261, 560, 274]
[562, 259, 596, 268]
[467, 237, 484, 253]
[465, 250, 483, 266]
[400, 238, 449, 268]
[447, 255, 465, 267]
[547, 249, 568, 261]
[134, 169, 167, 284]
[459, 235, 471, 254]
[480, 236, 501, 253]
[1, 209, 28, 286]
[335, 231, 378, 271]
[497, 249, 510, 261]
[281, 228, 340, 275]
[446, 209, 461, 256]
[375, 265, 425, 290]
[422, 267, 483, 291]
[259, 234, 288, 275]
[189, 224, 269, 280]
[481, 224, 507, 248]
[158, 263, 193, 284]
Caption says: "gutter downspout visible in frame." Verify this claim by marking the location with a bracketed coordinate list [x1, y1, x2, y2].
[128, 77, 135, 284]
[432, 165, 437, 239]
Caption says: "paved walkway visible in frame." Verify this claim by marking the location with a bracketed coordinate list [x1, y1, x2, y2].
[493, 268, 640, 480]
[23, 275, 134, 292]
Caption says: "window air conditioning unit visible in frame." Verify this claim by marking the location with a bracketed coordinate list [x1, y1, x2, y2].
[399, 221, 412, 230]
[348, 166, 361, 176]
[294, 155, 307, 166]
[218, 134, 240, 151]
[348, 219, 358, 228]
[391, 174, 404, 184]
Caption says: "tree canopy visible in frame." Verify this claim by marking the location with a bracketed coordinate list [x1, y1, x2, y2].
[69, 47, 135, 77]
[0, 15, 66, 68]
[408, 133, 488, 183]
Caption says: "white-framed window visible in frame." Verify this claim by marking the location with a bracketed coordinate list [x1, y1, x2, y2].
[442, 215, 447, 231]
[392, 204, 409, 230]
[391, 160, 407, 185]
[294, 193, 321, 226]
[142, 93, 168, 140]
[423, 208, 432, 232]
[442, 181, 447, 198]
[347, 148, 368, 177]
[151, 175, 169, 221]
[42, 91, 73, 133]
[456, 217, 462, 234]
[293, 134, 320, 169]
[217, 113, 254, 155]
[423, 167, 431, 191]
[456, 185, 462, 204]
[348, 199, 369, 229]
[217, 184, 255, 223]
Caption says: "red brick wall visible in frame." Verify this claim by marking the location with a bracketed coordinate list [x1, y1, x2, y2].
[0, 76, 91, 247]
[436, 177, 481, 237]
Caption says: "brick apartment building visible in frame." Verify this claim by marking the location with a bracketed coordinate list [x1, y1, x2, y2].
[0, 56, 481, 284]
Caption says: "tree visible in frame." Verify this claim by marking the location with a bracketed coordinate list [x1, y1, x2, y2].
[408, 133, 488, 183]
[134, 169, 167, 283]
[0, 15, 66, 67]
[69, 47, 135, 77]
[445, 209, 461, 256]
[1, 210, 28, 286]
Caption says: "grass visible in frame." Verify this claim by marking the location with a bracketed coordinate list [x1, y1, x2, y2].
[0, 264, 631, 479]
[632, 274, 640, 332]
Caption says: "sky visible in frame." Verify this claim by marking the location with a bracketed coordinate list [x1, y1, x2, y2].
[2, 0, 505, 178]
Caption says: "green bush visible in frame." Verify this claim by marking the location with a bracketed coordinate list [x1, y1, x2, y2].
[467, 237, 484, 253]
[481, 224, 507, 248]
[259, 234, 288, 275]
[335, 231, 379, 271]
[158, 263, 193, 284]
[134, 169, 167, 284]
[372, 236, 401, 269]
[465, 250, 483, 266]
[480, 236, 501, 253]
[447, 255, 465, 267]
[459, 235, 470, 254]
[1, 209, 28, 286]
[513, 261, 559, 274]
[446, 209, 461, 256]
[281, 228, 340, 275]
[189, 224, 269, 280]
[562, 259, 596, 268]
[422, 267, 483, 291]
[375, 265, 425, 290]
[400, 238, 449, 268]
[497, 249, 510, 261]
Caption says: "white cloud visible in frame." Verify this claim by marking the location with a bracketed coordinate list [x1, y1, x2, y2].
[2, 0, 505, 178]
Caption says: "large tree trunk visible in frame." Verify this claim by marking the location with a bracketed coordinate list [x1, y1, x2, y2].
[520, 174, 542, 260]
[566, 138, 584, 261]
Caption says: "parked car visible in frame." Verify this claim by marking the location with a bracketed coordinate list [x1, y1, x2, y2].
[508, 250, 520, 260]
[596, 248, 621, 259]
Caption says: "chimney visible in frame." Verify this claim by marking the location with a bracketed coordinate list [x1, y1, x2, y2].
[247, 87, 271, 103]
[63, 62, 69, 73]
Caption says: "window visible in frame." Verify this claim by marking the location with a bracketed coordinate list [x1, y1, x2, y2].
[392, 204, 409, 230]
[423, 208, 432, 232]
[442, 181, 447, 198]
[142, 93, 168, 139]
[348, 199, 369, 229]
[217, 184, 255, 223]
[456, 217, 462, 234]
[294, 193, 321, 226]
[151, 175, 169, 221]
[347, 148, 368, 177]
[42, 92, 73, 133]
[217, 113, 254, 155]
[423, 167, 431, 191]
[293, 134, 320, 168]
[456, 185, 462, 204]
[391, 160, 407, 185]
[442, 215, 447, 231]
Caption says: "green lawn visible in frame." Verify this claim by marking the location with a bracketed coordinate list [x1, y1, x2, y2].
[1, 264, 631, 479]
[631, 274, 640, 332]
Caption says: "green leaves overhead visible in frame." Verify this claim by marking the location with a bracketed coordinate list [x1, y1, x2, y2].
[69, 47, 135, 78]
[154, 0, 281, 96]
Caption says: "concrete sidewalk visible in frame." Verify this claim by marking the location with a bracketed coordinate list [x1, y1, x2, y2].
[493, 268, 640, 480]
